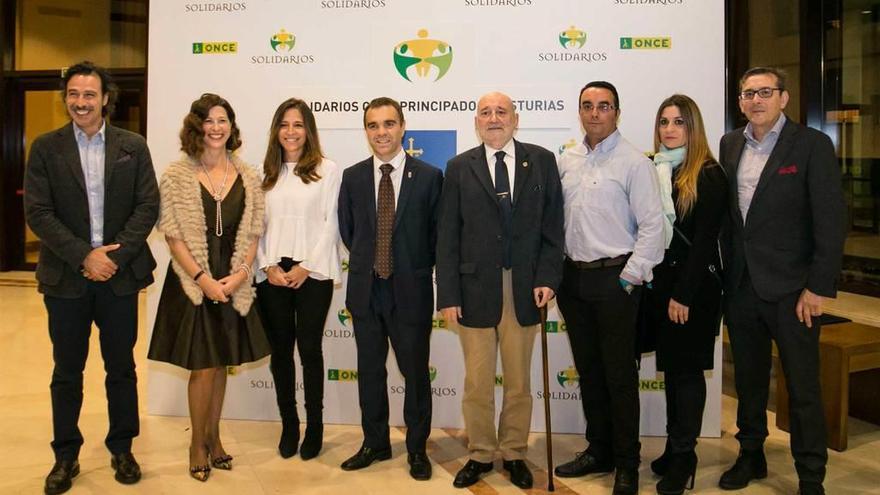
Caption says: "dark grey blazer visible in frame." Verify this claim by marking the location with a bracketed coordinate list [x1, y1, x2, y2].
[719, 117, 846, 301]
[436, 140, 564, 328]
[338, 154, 443, 323]
[24, 122, 159, 298]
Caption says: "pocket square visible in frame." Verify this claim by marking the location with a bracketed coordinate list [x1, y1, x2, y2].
[778, 164, 798, 175]
[116, 153, 133, 163]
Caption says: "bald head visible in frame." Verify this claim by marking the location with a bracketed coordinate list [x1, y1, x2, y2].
[476, 91, 519, 149]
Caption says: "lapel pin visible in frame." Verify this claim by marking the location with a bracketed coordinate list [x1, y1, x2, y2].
[407, 171, 412, 178]
[523, 161, 529, 168]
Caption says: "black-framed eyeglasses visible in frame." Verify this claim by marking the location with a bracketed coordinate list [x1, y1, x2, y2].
[739, 87, 782, 100]
[581, 102, 616, 113]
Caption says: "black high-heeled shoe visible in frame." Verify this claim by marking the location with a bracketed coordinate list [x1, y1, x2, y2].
[189, 446, 211, 482]
[656, 451, 697, 495]
[210, 453, 233, 470]
[651, 449, 672, 476]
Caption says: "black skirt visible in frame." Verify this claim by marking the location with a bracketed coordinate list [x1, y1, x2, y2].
[148, 176, 271, 370]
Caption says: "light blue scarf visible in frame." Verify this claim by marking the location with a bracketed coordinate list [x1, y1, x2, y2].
[653, 145, 686, 249]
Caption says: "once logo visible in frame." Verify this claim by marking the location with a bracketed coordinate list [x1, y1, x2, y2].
[429, 365, 438, 382]
[271, 29, 296, 52]
[495, 374, 504, 387]
[559, 26, 587, 49]
[341, 259, 350, 272]
[544, 320, 566, 333]
[619, 37, 672, 50]
[639, 379, 666, 391]
[192, 41, 238, 54]
[393, 29, 453, 82]
[556, 366, 579, 388]
[327, 368, 358, 381]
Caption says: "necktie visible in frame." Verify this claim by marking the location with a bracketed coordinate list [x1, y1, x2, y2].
[375, 163, 395, 278]
[494, 151, 512, 269]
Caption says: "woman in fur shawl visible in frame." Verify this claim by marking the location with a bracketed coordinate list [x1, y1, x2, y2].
[147, 93, 270, 482]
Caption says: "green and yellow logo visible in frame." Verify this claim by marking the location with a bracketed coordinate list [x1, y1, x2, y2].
[545, 320, 566, 333]
[341, 259, 350, 272]
[328, 368, 358, 381]
[558, 138, 578, 156]
[393, 29, 453, 82]
[271, 29, 296, 52]
[559, 26, 587, 49]
[429, 366, 438, 382]
[192, 41, 238, 54]
[619, 37, 672, 50]
[337, 308, 352, 326]
[432, 317, 448, 329]
[495, 374, 504, 387]
[556, 366, 579, 388]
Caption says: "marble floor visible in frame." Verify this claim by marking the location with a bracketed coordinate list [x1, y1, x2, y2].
[2, 285, 879, 495]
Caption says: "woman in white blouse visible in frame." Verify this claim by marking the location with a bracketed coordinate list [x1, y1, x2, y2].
[255, 98, 342, 460]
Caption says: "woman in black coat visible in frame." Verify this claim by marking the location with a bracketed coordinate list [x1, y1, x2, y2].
[648, 94, 728, 495]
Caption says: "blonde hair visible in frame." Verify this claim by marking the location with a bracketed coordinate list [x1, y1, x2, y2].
[653, 94, 716, 217]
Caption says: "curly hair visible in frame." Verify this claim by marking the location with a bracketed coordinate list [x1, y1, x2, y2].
[179, 93, 242, 158]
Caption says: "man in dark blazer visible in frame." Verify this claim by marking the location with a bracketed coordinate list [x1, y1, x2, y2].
[436, 91, 564, 489]
[337, 97, 443, 481]
[24, 61, 158, 495]
[719, 67, 845, 495]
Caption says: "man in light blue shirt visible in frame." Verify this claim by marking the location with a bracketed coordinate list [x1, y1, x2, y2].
[554, 81, 664, 495]
[24, 61, 158, 495]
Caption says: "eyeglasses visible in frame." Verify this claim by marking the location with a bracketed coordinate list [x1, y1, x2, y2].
[581, 102, 616, 113]
[739, 87, 782, 100]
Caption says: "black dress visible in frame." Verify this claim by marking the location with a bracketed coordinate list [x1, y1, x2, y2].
[649, 162, 728, 372]
[148, 176, 271, 370]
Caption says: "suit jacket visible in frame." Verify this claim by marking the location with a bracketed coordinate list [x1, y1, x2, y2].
[24, 122, 159, 298]
[338, 154, 443, 323]
[436, 140, 564, 328]
[719, 117, 845, 301]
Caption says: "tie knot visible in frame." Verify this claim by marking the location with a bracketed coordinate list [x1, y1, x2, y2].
[494, 151, 505, 162]
[380, 163, 393, 175]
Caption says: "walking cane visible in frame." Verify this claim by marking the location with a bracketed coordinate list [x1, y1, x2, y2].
[540, 305, 555, 491]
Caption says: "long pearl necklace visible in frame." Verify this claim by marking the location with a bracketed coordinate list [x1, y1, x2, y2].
[200, 154, 230, 237]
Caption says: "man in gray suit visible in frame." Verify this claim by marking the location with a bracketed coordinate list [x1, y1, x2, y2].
[437, 91, 564, 489]
[24, 61, 159, 495]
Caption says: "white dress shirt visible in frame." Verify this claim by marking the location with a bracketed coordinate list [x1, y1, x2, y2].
[738, 114, 786, 221]
[484, 139, 517, 194]
[372, 148, 407, 207]
[557, 130, 665, 284]
[73, 121, 106, 248]
[256, 158, 343, 283]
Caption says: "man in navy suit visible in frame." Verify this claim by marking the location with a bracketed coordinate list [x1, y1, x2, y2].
[24, 61, 158, 495]
[719, 67, 846, 495]
[337, 97, 443, 481]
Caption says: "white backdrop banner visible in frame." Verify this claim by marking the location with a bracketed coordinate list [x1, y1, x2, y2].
[146, 0, 725, 437]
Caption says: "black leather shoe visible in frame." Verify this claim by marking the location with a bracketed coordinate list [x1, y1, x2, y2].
[554, 450, 614, 478]
[110, 452, 141, 485]
[718, 449, 767, 490]
[798, 481, 825, 495]
[299, 423, 323, 460]
[408, 452, 432, 480]
[340, 446, 392, 471]
[453, 459, 493, 488]
[656, 451, 697, 494]
[44, 460, 79, 495]
[613, 467, 639, 495]
[503, 459, 533, 489]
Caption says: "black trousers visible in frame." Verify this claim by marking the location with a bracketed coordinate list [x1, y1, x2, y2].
[663, 370, 706, 454]
[353, 276, 432, 453]
[256, 278, 333, 422]
[557, 261, 641, 470]
[725, 272, 826, 483]
[44, 281, 139, 461]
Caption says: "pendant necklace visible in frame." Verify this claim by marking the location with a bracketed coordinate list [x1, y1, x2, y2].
[200, 154, 230, 237]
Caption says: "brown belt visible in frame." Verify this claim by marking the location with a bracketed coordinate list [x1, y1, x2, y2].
[566, 254, 630, 270]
